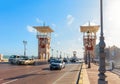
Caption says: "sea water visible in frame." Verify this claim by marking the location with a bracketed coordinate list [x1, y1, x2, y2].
[3, 55, 10, 59]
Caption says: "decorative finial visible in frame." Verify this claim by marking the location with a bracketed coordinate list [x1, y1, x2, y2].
[43, 22, 45, 27]
[88, 21, 90, 26]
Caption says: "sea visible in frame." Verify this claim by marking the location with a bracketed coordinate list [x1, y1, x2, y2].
[2, 55, 10, 59]
[2, 55, 37, 59]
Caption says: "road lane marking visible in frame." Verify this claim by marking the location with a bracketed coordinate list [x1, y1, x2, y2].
[53, 65, 77, 84]
[2, 79, 18, 84]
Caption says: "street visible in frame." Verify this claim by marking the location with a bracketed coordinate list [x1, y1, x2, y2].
[0, 62, 81, 84]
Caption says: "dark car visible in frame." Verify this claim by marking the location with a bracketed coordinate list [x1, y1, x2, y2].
[50, 59, 65, 70]
[63, 58, 69, 63]
[48, 57, 57, 63]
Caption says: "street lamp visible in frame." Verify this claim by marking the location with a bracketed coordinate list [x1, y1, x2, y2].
[23, 40, 27, 56]
[83, 33, 88, 64]
[98, 0, 107, 83]
[86, 31, 91, 68]
[60, 51, 62, 58]
[57, 50, 58, 58]
[52, 49, 53, 57]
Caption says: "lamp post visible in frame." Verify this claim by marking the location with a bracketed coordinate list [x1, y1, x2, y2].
[84, 34, 88, 64]
[60, 51, 62, 58]
[57, 50, 58, 58]
[85, 52, 88, 64]
[52, 49, 53, 57]
[98, 0, 107, 83]
[86, 31, 91, 68]
[23, 40, 27, 56]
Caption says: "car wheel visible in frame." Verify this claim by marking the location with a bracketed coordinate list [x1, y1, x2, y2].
[59, 67, 62, 70]
[9, 61, 13, 64]
[17, 61, 20, 65]
[50, 67, 53, 70]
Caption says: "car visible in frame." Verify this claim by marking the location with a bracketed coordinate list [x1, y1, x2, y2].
[48, 57, 57, 63]
[70, 58, 79, 63]
[50, 59, 65, 70]
[17, 56, 35, 65]
[63, 58, 69, 63]
[49, 58, 57, 64]
[9, 55, 21, 64]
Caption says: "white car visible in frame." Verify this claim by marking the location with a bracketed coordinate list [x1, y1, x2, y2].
[17, 56, 35, 65]
[50, 59, 65, 70]
[9, 55, 21, 64]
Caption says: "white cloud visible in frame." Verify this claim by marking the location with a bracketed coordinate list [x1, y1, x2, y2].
[67, 14, 74, 25]
[36, 18, 43, 24]
[54, 33, 58, 37]
[82, 21, 98, 26]
[104, 0, 120, 47]
[52, 23, 56, 28]
[27, 25, 36, 33]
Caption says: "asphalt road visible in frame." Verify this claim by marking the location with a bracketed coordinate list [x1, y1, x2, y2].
[0, 62, 81, 84]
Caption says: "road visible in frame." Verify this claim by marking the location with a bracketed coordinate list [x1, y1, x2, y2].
[0, 62, 81, 84]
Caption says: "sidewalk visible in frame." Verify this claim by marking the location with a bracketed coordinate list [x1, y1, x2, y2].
[79, 63, 120, 84]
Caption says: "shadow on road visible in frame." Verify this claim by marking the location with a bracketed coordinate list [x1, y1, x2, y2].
[5, 73, 38, 80]
[42, 67, 50, 70]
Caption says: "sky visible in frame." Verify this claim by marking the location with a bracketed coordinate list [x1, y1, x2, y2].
[0, 0, 120, 58]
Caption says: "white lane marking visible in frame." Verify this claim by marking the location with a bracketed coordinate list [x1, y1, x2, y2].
[2, 79, 18, 84]
[52, 65, 76, 84]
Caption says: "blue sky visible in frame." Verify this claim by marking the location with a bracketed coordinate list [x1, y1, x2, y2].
[0, 0, 119, 58]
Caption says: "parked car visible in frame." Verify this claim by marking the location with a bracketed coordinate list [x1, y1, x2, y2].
[50, 59, 65, 70]
[17, 56, 35, 65]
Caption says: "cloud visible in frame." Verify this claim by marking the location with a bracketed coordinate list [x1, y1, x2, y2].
[52, 23, 56, 28]
[36, 18, 43, 24]
[104, 0, 120, 47]
[27, 25, 36, 33]
[82, 21, 98, 26]
[67, 14, 74, 25]
[54, 33, 58, 37]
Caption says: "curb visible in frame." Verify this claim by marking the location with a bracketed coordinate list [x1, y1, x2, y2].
[76, 63, 83, 84]
[78, 63, 90, 84]
[79, 71, 83, 84]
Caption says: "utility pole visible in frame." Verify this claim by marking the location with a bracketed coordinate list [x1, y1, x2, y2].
[23, 40, 27, 56]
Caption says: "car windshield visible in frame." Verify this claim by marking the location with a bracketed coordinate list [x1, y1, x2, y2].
[54, 60, 62, 63]
[20, 56, 29, 60]
[9, 55, 20, 58]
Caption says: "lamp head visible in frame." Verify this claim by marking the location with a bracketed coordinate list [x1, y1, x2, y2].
[87, 30, 90, 36]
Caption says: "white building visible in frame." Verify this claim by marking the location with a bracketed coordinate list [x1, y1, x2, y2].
[0, 54, 3, 61]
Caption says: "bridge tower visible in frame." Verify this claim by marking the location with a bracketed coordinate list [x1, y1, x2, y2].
[34, 25, 54, 60]
[80, 23, 99, 63]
